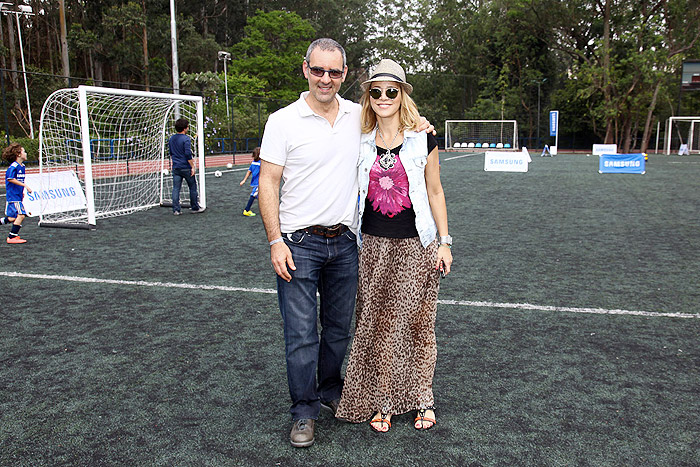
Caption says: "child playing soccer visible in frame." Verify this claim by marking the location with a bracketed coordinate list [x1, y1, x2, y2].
[239, 147, 261, 217]
[2, 143, 33, 244]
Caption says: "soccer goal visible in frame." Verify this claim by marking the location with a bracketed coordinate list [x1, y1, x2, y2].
[665, 116, 700, 155]
[38, 85, 205, 228]
[445, 120, 519, 151]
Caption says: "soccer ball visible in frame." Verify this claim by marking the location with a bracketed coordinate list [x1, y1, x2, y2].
[214, 170, 222, 178]
[161, 169, 169, 175]
[226, 163, 233, 169]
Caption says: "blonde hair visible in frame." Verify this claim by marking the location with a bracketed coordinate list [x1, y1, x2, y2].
[360, 84, 421, 134]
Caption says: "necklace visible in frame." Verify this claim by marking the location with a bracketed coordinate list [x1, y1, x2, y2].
[377, 127, 400, 170]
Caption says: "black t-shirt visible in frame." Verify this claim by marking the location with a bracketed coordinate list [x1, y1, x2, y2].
[361, 133, 438, 238]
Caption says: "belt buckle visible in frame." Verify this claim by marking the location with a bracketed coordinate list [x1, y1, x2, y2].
[305, 224, 345, 238]
[326, 224, 343, 237]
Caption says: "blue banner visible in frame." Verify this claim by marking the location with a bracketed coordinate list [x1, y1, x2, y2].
[598, 153, 646, 174]
[549, 111, 558, 137]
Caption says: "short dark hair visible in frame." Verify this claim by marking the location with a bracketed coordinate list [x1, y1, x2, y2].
[2, 143, 23, 163]
[174, 118, 189, 133]
[252, 147, 261, 161]
[305, 38, 346, 69]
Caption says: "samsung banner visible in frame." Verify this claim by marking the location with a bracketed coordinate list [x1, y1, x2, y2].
[549, 110, 559, 155]
[592, 144, 617, 156]
[484, 148, 531, 172]
[549, 111, 558, 137]
[598, 153, 646, 174]
[23, 171, 87, 216]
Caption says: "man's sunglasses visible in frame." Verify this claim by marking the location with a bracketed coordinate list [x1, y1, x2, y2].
[369, 87, 400, 100]
[308, 66, 344, 79]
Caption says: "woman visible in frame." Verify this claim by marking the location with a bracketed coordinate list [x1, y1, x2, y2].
[335, 59, 452, 432]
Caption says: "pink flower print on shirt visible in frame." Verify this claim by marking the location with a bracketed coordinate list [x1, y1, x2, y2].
[379, 175, 394, 190]
[367, 153, 412, 217]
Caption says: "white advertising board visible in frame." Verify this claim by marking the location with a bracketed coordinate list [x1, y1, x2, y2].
[592, 144, 617, 156]
[23, 171, 87, 217]
[484, 149, 531, 172]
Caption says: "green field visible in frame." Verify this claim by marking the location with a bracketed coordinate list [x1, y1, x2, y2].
[1, 153, 699, 466]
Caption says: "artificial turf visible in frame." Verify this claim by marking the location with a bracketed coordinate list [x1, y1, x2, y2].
[1, 153, 698, 465]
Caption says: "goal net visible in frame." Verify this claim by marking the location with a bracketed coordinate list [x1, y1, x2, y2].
[445, 120, 518, 151]
[38, 86, 205, 228]
[665, 117, 700, 155]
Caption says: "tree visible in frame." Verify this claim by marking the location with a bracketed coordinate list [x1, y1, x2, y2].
[229, 10, 315, 101]
[538, 0, 700, 151]
[102, 2, 150, 87]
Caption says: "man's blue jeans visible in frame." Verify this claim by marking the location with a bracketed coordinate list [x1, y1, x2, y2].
[277, 229, 358, 420]
[171, 167, 200, 212]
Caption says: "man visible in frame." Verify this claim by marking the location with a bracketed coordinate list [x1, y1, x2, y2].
[169, 118, 204, 215]
[259, 38, 432, 448]
[259, 38, 358, 448]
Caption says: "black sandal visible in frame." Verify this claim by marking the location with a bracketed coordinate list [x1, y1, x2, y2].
[414, 406, 436, 430]
[370, 411, 392, 433]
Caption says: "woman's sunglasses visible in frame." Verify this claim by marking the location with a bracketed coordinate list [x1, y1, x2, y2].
[369, 87, 400, 100]
[308, 66, 344, 79]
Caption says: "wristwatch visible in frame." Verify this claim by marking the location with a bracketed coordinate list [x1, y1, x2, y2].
[439, 235, 452, 246]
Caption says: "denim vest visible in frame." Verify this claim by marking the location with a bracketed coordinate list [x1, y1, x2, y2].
[357, 128, 437, 248]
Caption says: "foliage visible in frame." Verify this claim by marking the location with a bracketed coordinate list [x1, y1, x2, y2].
[3, 0, 700, 150]
[180, 71, 222, 94]
[229, 10, 315, 101]
[536, 0, 700, 150]
[174, 16, 222, 75]
[1, 135, 40, 162]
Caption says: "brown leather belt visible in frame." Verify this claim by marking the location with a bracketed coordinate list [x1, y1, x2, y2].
[302, 224, 349, 238]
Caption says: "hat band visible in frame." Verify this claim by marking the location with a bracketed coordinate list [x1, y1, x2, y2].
[369, 72, 404, 83]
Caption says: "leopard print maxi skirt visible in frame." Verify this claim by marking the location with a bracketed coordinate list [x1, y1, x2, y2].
[335, 234, 440, 422]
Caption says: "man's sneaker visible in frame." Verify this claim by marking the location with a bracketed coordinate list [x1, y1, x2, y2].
[7, 236, 27, 244]
[173, 211, 181, 216]
[243, 210, 256, 217]
[192, 207, 206, 213]
[320, 399, 340, 416]
[290, 419, 314, 448]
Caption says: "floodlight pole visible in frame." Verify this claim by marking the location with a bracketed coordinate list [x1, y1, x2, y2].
[169, 0, 179, 96]
[537, 83, 541, 147]
[1, 3, 35, 139]
[218, 51, 231, 119]
[218, 51, 233, 153]
[536, 78, 547, 149]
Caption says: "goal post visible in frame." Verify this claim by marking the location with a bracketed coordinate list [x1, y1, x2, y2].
[38, 85, 205, 228]
[665, 116, 700, 155]
[445, 120, 519, 151]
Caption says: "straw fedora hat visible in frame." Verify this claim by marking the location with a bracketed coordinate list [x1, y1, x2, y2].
[360, 59, 413, 95]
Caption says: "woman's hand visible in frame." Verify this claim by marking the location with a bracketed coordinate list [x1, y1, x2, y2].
[436, 245, 453, 276]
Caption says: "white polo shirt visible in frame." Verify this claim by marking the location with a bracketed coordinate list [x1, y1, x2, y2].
[260, 92, 361, 234]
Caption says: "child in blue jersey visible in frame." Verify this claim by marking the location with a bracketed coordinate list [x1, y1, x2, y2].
[2, 143, 33, 244]
[239, 147, 261, 217]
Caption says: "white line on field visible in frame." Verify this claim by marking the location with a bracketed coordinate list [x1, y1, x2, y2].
[437, 299, 700, 319]
[444, 153, 484, 161]
[0, 271, 277, 294]
[2, 271, 697, 319]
